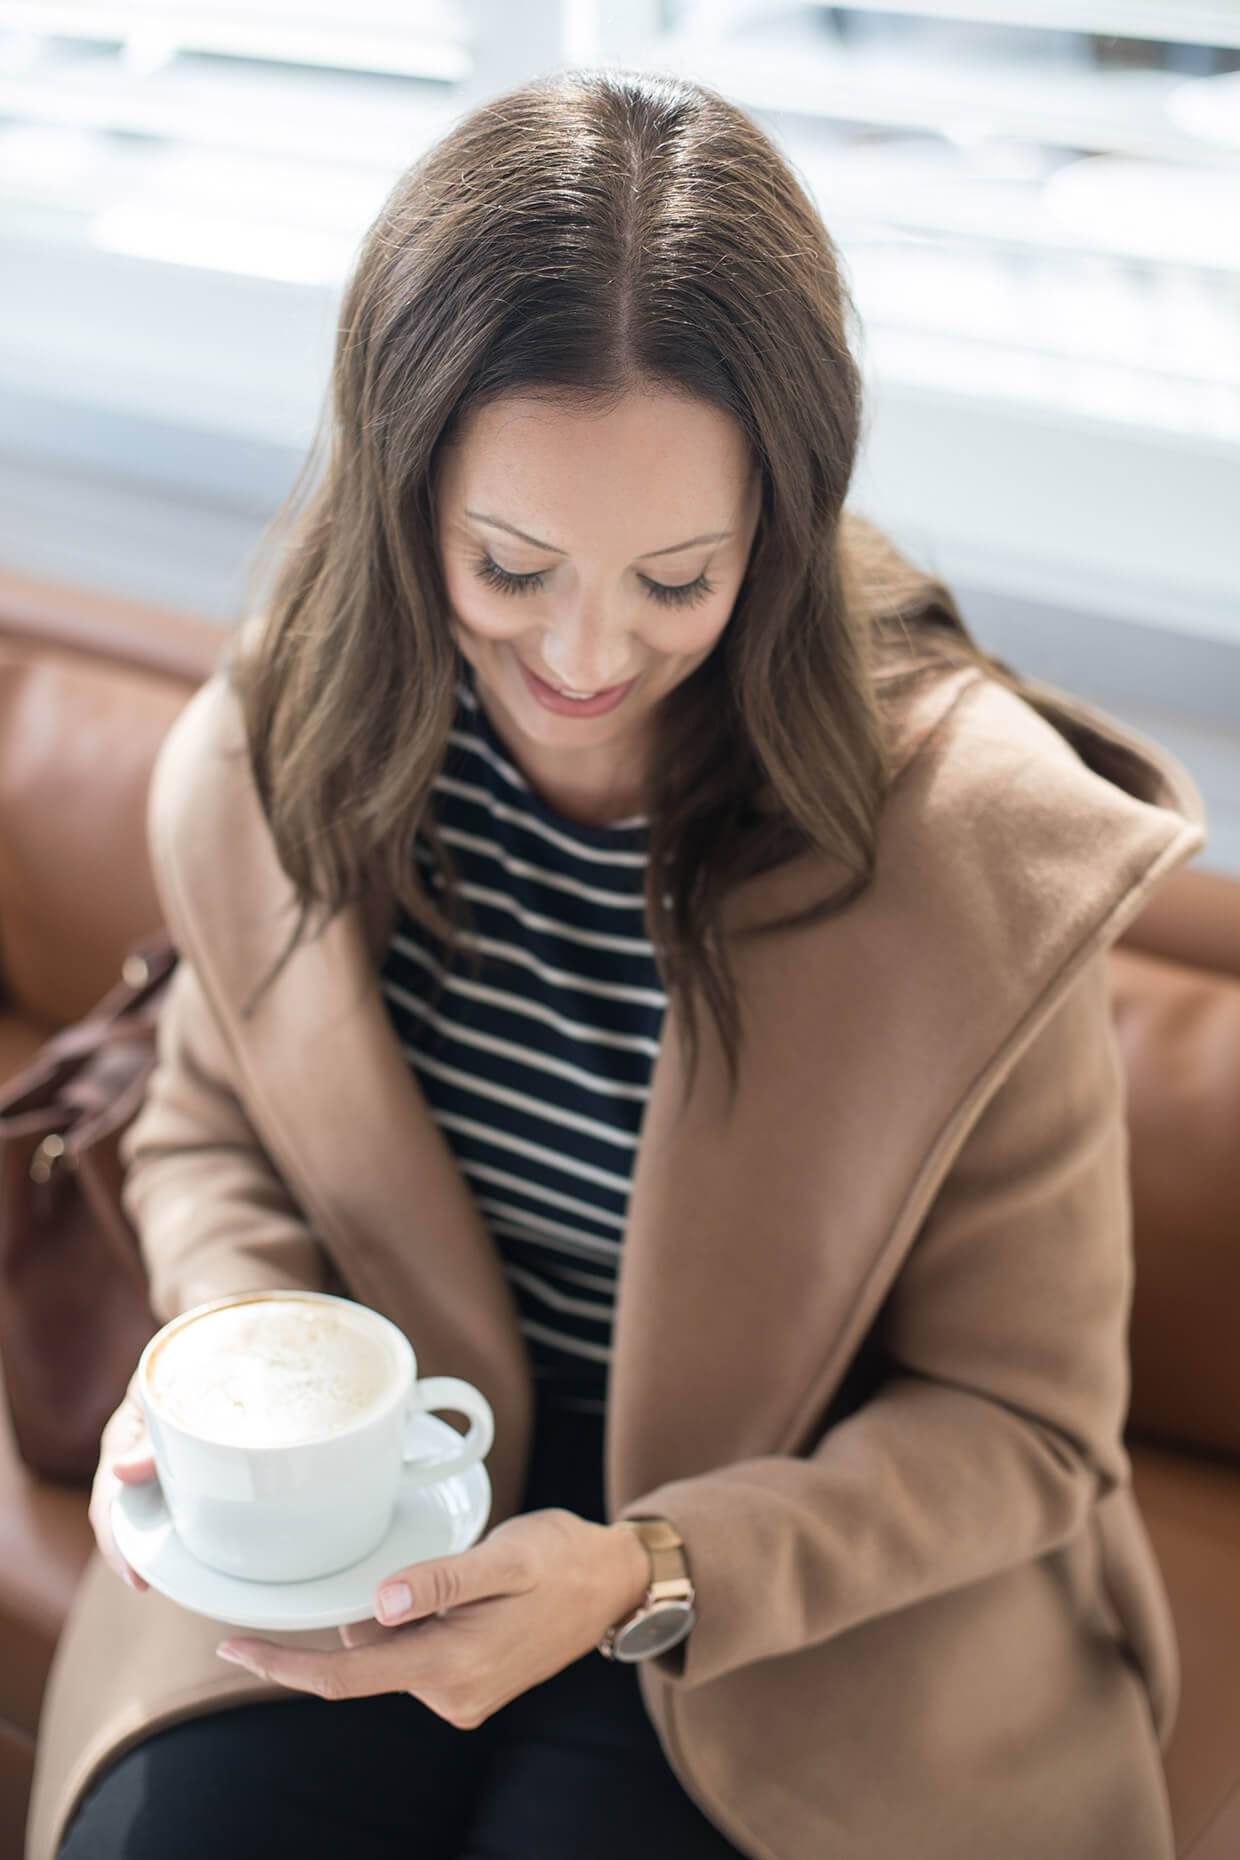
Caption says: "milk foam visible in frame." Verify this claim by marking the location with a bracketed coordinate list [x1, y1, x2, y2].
[146, 1298, 398, 1447]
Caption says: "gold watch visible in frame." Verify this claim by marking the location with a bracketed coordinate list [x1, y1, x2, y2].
[597, 1516, 696, 1663]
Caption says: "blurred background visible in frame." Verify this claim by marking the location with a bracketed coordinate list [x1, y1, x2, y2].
[0, 0, 1237, 868]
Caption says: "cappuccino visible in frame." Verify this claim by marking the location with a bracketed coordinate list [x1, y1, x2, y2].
[144, 1295, 399, 1449]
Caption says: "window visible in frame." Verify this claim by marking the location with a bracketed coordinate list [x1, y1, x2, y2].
[0, 1, 1235, 654]
[618, 2, 1240, 444]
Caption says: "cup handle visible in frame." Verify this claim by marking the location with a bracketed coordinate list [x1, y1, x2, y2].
[401, 1378, 495, 1488]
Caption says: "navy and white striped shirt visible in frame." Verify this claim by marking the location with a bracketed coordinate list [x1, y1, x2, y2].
[379, 663, 667, 1413]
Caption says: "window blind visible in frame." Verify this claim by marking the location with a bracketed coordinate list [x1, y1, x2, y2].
[619, 3, 1240, 445]
[0, 1, 1234, 651]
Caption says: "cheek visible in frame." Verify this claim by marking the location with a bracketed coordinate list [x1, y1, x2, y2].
[444, 566, 529, 643]
[651, 596, 734, 660]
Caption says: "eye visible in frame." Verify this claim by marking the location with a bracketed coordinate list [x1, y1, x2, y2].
[471, 554, 716, 610]
[639, 571, 716, 609]
[471, 554, 545, 597]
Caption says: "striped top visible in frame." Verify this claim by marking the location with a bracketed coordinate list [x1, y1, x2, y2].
[378, 662, 667, 1414]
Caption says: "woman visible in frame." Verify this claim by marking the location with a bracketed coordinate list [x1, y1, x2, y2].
[30, 66, 1205, 1860]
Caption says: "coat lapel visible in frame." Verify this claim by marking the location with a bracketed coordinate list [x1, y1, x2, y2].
[153, 662, 1205, 1529]
[605, 667, 1206, 1512]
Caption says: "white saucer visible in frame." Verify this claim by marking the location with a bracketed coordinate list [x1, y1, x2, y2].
[111, 1413, 492, 1631]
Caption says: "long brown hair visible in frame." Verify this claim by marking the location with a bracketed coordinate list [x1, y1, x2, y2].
[231, 65, 1095, 1112]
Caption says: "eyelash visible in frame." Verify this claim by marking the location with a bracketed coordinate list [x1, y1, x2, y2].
[470, 553, 717, 610]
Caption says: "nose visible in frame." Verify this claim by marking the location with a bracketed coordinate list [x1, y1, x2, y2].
[538, 610, 633, 693]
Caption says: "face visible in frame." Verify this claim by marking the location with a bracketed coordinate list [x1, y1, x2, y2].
[432, 386, 762, 823]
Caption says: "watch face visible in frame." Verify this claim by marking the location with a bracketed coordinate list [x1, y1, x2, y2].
[613, 1601, 697, 1663]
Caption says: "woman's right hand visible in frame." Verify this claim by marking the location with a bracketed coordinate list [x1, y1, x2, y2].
[89, 1391, 158, 1593]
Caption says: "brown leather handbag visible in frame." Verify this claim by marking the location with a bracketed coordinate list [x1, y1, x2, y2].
[0, 930, 178, 1485]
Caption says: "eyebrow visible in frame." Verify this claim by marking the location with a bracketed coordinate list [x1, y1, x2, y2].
[464, 510, 735, 560]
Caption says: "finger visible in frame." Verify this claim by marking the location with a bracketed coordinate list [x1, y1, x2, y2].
[114, 1457, 158, 1480]
[337, 1602, 451, 1650]
[337, 1617, 391, 1650]
[216, 1625, 446, 1701]
[90, 1476, 152, 1593]
[108, 1409, 157, 1479]
[91, 1400, 158, 1591]
[104, 1399, 149, 1447]
[374, 1535, 531, 1626]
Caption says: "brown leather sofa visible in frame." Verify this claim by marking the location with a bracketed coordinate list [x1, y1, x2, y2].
[0, 570, 1236, 1860]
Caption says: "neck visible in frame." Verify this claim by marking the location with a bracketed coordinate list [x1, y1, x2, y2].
[470, 676, 649, 828]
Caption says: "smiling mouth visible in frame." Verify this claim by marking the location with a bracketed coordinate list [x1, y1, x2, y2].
[525, 666, 631, 700]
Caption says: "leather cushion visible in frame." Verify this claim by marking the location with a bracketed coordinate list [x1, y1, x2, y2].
[1131, 1441, 1240, 1860]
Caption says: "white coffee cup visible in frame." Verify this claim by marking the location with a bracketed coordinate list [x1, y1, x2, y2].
[136, 1289, 494, 1583]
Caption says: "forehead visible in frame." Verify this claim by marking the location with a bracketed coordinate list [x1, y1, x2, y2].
[438, 390, 755, 533]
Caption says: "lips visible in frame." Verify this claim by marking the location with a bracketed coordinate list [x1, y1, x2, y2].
[537, 673, 615, 698]
[518, 658, 637, 718]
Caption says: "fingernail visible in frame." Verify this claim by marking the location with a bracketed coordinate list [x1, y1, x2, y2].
[377, 1581, 411, 1622]
[216, 1646, 250, 1667]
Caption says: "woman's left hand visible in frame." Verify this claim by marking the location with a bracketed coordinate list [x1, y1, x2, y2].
[215, 1508, 651, 1728]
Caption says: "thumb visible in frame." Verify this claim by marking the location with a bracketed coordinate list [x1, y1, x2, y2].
[376, 1532, 528, 1624]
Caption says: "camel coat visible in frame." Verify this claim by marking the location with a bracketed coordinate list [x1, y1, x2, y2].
[27, 648, 1207, 1860]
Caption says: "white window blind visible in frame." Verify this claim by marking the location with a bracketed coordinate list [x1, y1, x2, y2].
[612, 2, 1240, 448]
[0, 2, 1235, 651]
[0, 0, 577, 439]
[0, 2, 513, 285]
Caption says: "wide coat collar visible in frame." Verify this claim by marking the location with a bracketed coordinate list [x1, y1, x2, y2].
[144, 654, 1207, 1528]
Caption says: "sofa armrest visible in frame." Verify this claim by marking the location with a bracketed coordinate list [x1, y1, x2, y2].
[1116, 864, 1240, 984]
[0, 575, 228, 1026]
[0, 571, 224, 689]
[1111, 943, 1240, 1462]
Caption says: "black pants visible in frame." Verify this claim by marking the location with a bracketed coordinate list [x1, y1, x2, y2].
[56, 1402, 747, 1859]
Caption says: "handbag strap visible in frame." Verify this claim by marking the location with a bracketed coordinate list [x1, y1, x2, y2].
[0, 933, 179, 1116]
[39, 932, 178, 1065]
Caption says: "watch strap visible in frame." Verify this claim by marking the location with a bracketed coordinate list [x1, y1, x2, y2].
[598, 1515, 695, 1660]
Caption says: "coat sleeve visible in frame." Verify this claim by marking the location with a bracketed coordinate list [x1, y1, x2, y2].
[617, 948, 1136, 1689]
[116, 672, 335, 1388]
[117, 953, 332, 1334]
